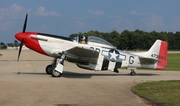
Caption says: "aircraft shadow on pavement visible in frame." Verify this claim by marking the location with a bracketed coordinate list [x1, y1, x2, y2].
[15, 72, 47, 75]
[56, 71, 160, 79]
[15, 71, 159, 79]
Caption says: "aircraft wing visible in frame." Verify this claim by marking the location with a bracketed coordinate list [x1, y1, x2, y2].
[65, 47, 99, 64]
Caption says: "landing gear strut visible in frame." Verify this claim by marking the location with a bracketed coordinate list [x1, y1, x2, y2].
[51, 52, 66, 77]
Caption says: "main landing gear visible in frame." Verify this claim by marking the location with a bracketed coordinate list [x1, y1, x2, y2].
[45, 58, 57, 75]
[45, 53, 66, 77]
[113, 68, 119, 73]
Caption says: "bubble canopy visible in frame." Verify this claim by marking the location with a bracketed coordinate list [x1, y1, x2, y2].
[87, 36, 116, 49]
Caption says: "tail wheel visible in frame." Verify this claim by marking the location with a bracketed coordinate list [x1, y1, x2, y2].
[130, 69, 136, 76]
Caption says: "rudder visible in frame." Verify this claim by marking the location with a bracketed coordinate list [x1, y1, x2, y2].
[156, 41, 168, 70]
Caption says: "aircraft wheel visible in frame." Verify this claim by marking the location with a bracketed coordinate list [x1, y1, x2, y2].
[130, 72, 135, 76]
[130, 70, 136, 76]
[51, 70, 62, 77]
[45, 65, 53, 75]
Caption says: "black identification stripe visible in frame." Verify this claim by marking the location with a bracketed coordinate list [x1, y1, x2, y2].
[101, 58, 122, 70]
[101, 58, 109, 70]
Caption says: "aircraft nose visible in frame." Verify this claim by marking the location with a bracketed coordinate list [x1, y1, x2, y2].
[15, 32, 26, 42]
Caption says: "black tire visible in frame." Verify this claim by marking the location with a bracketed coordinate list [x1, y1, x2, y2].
[131, 72, 135, 76]
[51, 70, 62, 77]
[45, 65, 53, 75]
[130, 72, 132, 75]
[130, 70, 136, 76]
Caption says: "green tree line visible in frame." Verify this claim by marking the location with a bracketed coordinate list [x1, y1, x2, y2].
[6, 40, 19, 47]
[70, 29, 180, 50]
[0, 40, 19, 50]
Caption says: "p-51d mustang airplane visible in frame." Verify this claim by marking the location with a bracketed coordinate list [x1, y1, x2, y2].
[15, 13, 168, 77]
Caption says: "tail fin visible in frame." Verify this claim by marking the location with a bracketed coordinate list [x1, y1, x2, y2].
[146, 40, 168, 70]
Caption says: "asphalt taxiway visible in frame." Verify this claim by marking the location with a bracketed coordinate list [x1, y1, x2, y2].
[0, 50, 180, 106]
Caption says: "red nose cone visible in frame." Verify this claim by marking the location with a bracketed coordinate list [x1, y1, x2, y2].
[15, 32, 25, 42]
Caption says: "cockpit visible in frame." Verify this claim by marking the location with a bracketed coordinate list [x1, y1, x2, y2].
[87, 36, 116, 49]
[72, 36, 116, 49]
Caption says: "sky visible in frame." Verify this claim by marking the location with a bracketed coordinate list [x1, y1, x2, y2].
[0, 0, 180, 43]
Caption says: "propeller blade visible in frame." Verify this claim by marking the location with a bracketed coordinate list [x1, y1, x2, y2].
[22, 13, 28, 33]
[17, 39, 24, 61]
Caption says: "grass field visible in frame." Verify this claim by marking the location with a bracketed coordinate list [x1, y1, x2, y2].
[133, 80, 180, 106]
[164, 53, 180, 71]
[133, 53, 180, 106]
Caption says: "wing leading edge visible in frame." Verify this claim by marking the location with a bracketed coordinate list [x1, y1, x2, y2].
[65, 47, 99, 64]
